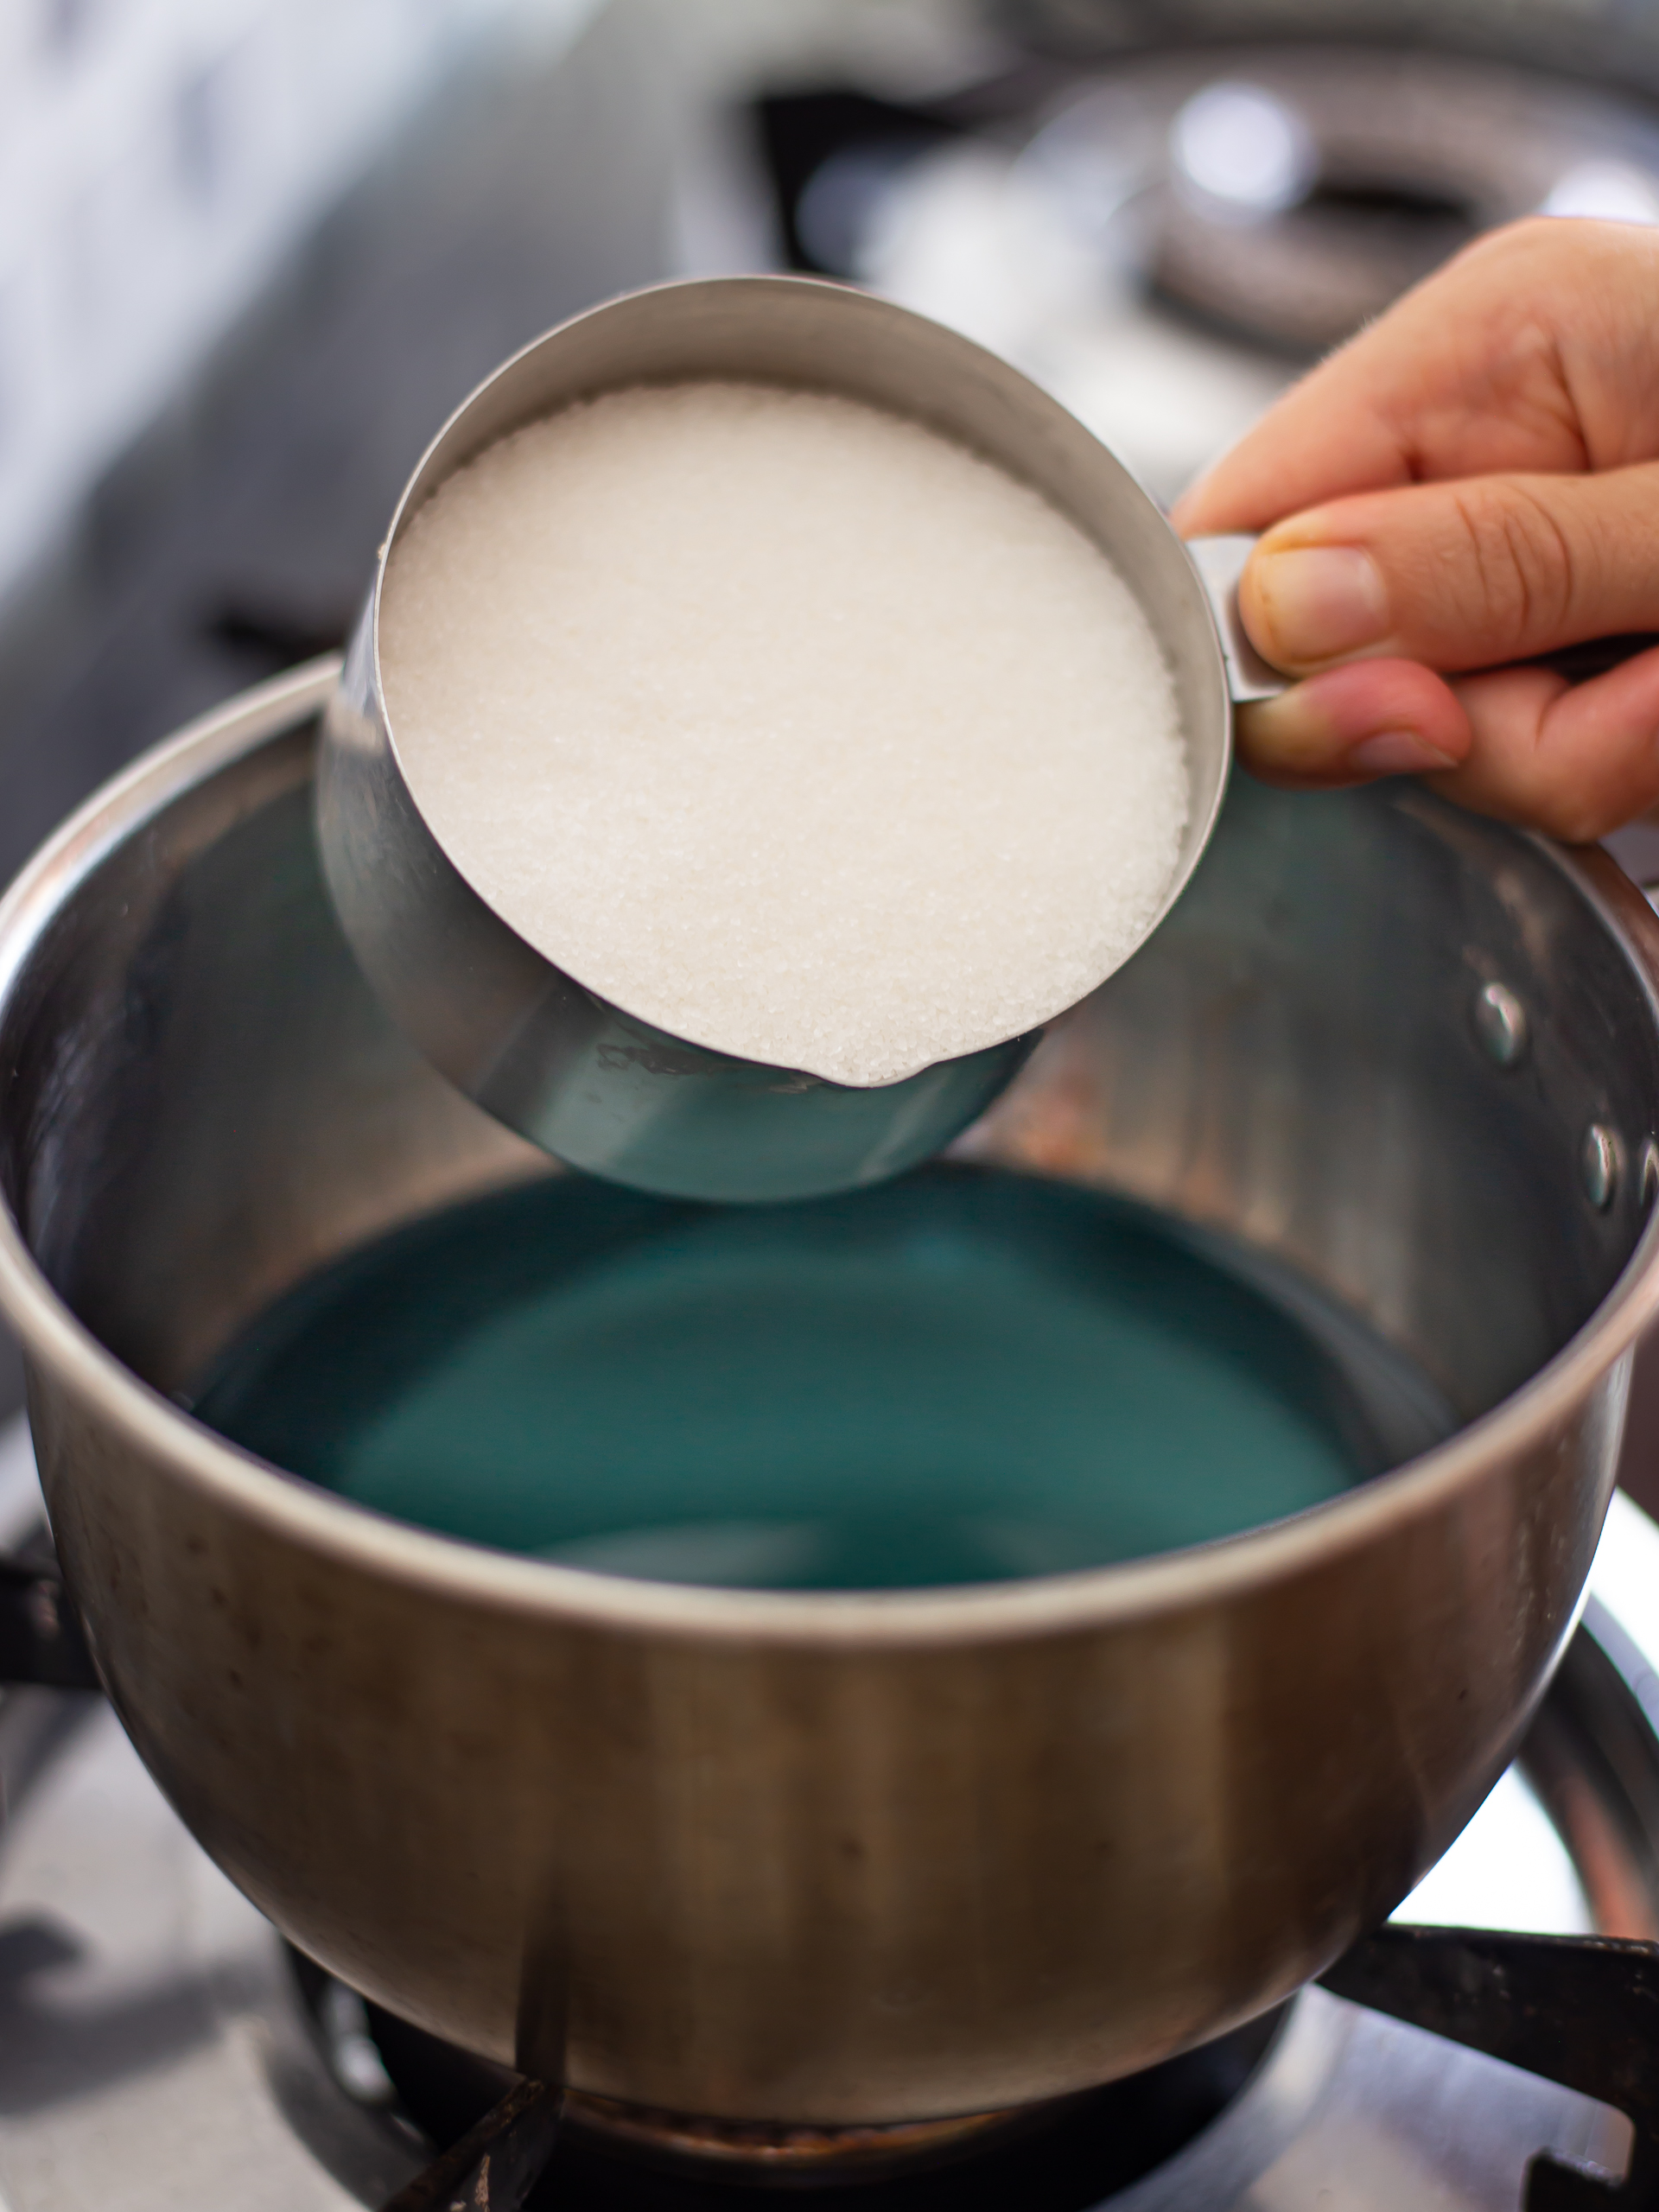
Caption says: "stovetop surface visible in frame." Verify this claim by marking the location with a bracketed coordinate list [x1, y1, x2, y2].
[0, 1413, 1653, 2210]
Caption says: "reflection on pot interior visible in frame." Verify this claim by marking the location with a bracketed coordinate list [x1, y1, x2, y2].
[192, 1166, 1452, 1590]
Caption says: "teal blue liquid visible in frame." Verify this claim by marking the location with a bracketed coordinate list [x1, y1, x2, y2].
[191, 1167, 1452, 1590]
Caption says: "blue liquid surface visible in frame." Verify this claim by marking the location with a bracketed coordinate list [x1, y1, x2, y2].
[192, 1167, 1452, 1590]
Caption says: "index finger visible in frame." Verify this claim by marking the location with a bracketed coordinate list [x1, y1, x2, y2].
[1171, 217, 1659, 536]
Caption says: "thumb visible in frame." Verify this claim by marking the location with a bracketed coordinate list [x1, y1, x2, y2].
[1237, 462, 1659, 677]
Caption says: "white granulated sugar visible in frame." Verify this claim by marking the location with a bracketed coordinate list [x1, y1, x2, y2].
[380, 381, 1187, 1088]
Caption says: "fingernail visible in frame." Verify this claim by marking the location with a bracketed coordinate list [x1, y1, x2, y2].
[1345, 729, 1459, 776]
[1250, 545, 1389, 664]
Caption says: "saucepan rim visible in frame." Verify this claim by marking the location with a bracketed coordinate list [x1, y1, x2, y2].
[3, 671, 1659, 1652]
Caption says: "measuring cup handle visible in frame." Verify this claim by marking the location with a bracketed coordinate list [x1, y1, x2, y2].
[1186, 532, 1659, 707]
[1185, 535, 1288, 705]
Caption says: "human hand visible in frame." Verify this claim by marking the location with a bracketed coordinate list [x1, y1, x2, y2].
[1172, 217, 1659, 841]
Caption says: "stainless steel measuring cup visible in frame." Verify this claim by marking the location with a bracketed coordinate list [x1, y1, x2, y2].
[318, 276, 1256, 1204]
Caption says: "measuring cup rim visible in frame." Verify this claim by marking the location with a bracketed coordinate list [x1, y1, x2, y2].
[360, 273, 1236, 1089]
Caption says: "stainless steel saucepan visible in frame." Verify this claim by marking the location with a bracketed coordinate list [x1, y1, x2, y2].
[2, 660, 1658, 2123]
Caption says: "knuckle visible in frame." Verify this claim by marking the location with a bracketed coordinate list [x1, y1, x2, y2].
[1535, 790, 1608, 844]
[1444, 484, 1577, 651]
[1450, 758, 1605, 844]
[1494, 213, 1562, 259]
[1441, 215, 1559, 287]
[1542, 755, 1659, 845]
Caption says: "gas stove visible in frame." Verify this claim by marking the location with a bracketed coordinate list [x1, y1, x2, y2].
[3, 1408, 1658, 2211]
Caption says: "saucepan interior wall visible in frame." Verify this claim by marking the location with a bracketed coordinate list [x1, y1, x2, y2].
[0, 715, 1653, 1431]
[963, 772, 1659, 1426]
[0, 715, 546, 1399]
